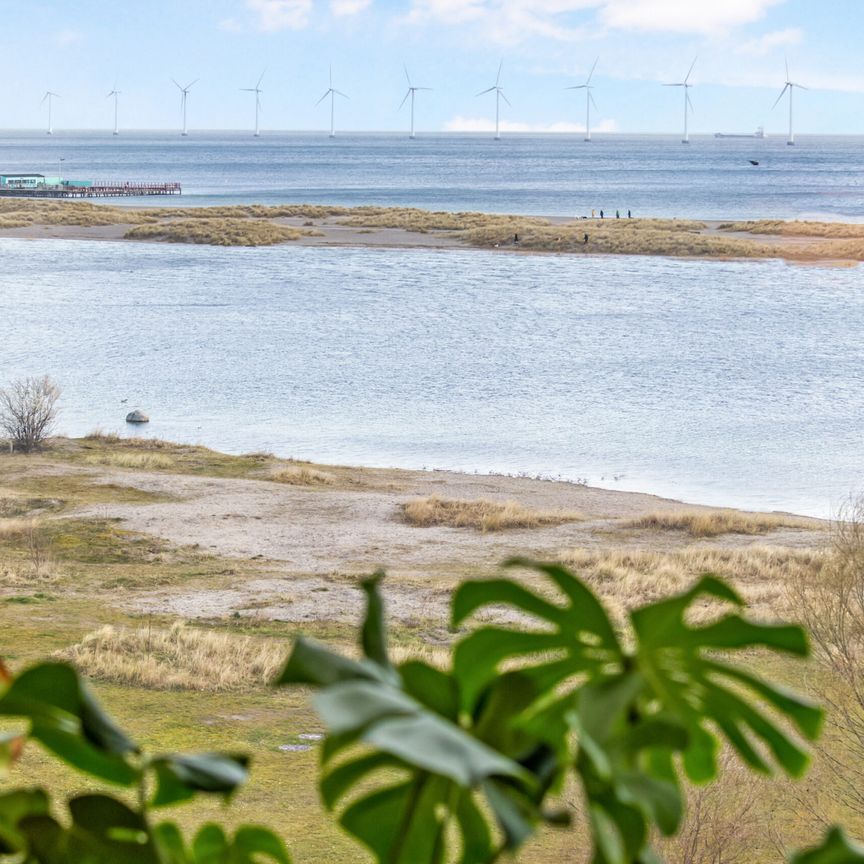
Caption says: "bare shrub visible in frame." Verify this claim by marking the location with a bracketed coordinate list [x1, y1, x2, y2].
[786, 496, 864, 820]
[659, 751, 772, 864]
[0, 375, 61, 452]
[400, 495, 582, 533]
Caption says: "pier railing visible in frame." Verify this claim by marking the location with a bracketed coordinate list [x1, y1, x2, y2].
[0, 181, 182, 199]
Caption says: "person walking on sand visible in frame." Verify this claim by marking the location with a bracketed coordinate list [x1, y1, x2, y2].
[600, 209, 604, 219]
[584, 233, 589, 244]
[591, 209, 596, 218]
[616, 210, 620, 219]
[628, 209, 632, 218]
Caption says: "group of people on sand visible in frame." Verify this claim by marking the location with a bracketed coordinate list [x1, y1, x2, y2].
[591, 209, 632, 219]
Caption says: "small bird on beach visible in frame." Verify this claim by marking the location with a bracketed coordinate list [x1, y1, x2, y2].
[749, 160, 760, 166]
[120, 398, 128, 403]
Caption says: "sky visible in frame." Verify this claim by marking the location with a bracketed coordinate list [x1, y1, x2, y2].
[1, 0, 863, 135]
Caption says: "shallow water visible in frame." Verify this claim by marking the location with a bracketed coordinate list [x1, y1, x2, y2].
[1, 131, 863, 220]
[2, 238, 862, 517]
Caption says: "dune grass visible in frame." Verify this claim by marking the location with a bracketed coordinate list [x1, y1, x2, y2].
[124, 218, 319, 246]
[623, 508, 819, 537]
[270, 466, 337, 487]
[400, 495, 582, 533]
[57, 621, 285, 691]
[720, 220, 864, 239]
[559, 545, 823, 611]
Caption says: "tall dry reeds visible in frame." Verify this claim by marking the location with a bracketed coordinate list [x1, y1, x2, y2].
[623, 508, 817, 537]
[400, 495, 582, 532]
[58, 621, 285, 691]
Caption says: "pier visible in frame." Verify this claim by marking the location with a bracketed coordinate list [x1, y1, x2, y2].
[0, 180, 182, 199]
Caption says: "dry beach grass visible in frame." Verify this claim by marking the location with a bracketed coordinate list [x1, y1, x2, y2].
[400, 495, 583, 532]
[0, 197, 862, 262]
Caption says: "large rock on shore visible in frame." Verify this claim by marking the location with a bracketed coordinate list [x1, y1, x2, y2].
[125, 409, 149, 424]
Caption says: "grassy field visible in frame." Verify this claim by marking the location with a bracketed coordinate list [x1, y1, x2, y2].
[1, 436, 861, 861]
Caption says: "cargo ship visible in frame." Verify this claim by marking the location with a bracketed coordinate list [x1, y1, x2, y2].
[714, 127, 765, 139]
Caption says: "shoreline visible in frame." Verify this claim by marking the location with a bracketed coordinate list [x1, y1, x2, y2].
[0, 199, 861, 264]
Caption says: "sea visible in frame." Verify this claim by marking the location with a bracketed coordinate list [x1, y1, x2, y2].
[1, 131, 863, 516]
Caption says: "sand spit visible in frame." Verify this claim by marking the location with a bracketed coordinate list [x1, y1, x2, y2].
[0, 198, 860, 264]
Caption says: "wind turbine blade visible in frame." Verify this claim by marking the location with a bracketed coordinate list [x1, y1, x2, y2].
[417, 87, 432, 91]
[500, 91, 511, 107]
[106, 91, 113, 98]
[795, 83, 809, 90]
[567, 84, 587, 90]
[329, 65, 333, 88]
[771, 84, 789, 110]
[315, 91, 330, 106]
[241, 88, 255, 92]
[586, 56, 599, 86]
[589, 92, 599, 111]
[172, 78, 182, 90]
[399, 90, 410, 110]
[404, 64, 411, 87]
[476, 86, 496, 96]
[663, 82, 684, 87]
[687, 92, 695, 112]
[496, 60, 503, 87]
[185, 80, 198, 90]
[684, 56, 697, 84]
[335, 89, 349, 99]
[41, 93, 47, 104]
[785, 57, 790, 82]
[257, 69, 266, 88]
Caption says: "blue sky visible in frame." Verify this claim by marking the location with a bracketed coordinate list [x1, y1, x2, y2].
[2, 0, 863, 134]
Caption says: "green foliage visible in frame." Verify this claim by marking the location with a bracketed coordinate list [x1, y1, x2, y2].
[278, 560, 830, 864]
[0, 559, 860, 864]
[0, 660, 289, 863]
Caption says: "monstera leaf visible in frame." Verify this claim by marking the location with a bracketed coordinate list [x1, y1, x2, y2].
[154, 822, 292, 864]
[450, 561, 823, 863]
[276, 574, 564, 863]
[630, 575, 823, 781]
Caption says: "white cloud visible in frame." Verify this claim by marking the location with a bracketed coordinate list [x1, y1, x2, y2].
[738, 27, 802, 56]
[331, 0, 372, 15]
[444, 115, 617, 132]
[599, 0, 786, 33]
[406, 0, 789, 41]
[245, 0, 312, 31]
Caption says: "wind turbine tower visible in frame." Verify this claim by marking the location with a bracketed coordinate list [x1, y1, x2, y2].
[400, 66, 431, 139]
[476, 61, 510, 140]
[566, 57, 599, 142]
[172, 79, 197, 136]
[241, 71, 265, 137]
[42, 91, 60, 136]
[664, 58, 697, 143]
[773, 60, 807, 146]
[316, 67, 348, 138]
[107, 86, 121, 136]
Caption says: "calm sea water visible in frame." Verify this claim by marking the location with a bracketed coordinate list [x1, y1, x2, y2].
[1, 238, 862, 517]
[1, 131, 863, 220]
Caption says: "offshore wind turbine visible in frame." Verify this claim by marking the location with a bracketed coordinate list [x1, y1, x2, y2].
[316, 67, 348, 138]
[772, 59, 807, 146]
[42, 91, 60, 135]
[241, 70, 265, 137]
[664, 57, 697, 143]
[107, 85, 121, 136]
[477, 61, 510, 140]
[400, 66, 431, 139]
[172, 78, 197, 136]
[566, 57, 599, 142]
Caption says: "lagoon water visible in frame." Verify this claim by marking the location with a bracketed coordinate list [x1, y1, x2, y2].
[1, 131, 864, 220]
[1, 238, 862, 517]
